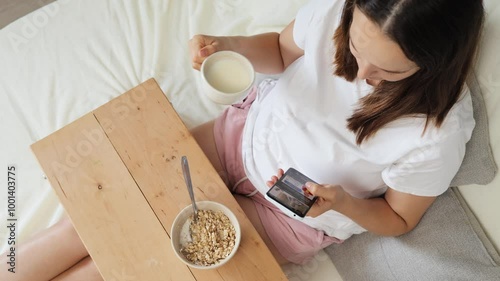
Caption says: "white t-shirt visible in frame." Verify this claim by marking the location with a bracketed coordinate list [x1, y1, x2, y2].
[241, 0, 475, 239]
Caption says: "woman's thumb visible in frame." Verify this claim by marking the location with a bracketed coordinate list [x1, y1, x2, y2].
[199, 45, 216, 58]
[305, 182, 325, 197]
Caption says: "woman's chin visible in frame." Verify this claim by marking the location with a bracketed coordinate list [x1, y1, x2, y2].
[366, 79, 381, 86]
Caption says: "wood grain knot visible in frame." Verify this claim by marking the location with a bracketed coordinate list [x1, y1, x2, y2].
[97, 185, 103, 190]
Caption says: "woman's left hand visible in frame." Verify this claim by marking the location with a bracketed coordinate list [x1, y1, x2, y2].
[303, 182, 346, 217]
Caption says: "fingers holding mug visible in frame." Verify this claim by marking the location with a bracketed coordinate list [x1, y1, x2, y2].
[189, 34, 221, 70]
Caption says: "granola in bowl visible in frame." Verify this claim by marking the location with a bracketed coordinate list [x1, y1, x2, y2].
[181, 210, 236, 266]
[171, 201, 241, 269]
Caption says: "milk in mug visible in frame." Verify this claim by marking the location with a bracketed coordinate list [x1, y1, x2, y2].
[204, 58, 252, 93]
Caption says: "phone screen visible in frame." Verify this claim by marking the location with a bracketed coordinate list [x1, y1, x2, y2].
[266, 168, 318, 218]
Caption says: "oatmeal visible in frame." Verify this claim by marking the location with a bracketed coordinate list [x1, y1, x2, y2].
[181, 209, 236, 266]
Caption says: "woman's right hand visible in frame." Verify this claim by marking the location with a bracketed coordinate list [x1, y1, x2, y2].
[188, 34, 227, 70]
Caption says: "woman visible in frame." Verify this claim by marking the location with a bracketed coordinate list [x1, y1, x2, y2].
[0, 0, 484, 279]
[189, 0, 483, 265]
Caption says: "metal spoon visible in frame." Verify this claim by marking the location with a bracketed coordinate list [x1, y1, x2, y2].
[181, 156, 198, 222]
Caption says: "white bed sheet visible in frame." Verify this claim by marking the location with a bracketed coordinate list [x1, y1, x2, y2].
[0, 0, 341, 280]
[1, 0, 499, 280]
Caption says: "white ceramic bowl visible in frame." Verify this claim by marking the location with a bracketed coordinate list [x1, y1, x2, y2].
[200, 51, 255, 105]
[170, 201, 241, 269]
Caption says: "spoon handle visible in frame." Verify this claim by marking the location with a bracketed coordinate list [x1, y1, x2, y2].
[181, 156, 198, 221]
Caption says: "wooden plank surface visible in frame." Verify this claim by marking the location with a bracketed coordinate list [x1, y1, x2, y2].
[31, 113, 196, 281]
[93, 78, 287, 281]
[31, 78, 287, 281]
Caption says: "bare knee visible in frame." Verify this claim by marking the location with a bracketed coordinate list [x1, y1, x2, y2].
[54, 217, 87, 255]
[51, 256, 103, 281]
[80, 257, 103, 280]
[55, 217, 78, 238]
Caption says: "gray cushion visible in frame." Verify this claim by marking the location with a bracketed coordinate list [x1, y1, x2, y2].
[450, 72, 497, 186]
[324, 188, 500, 281]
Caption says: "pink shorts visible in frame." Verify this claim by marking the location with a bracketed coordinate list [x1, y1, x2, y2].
[213, 82, 342, 265]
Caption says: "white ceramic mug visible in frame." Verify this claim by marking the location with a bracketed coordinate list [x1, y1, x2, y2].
[200, 51, 255, 105]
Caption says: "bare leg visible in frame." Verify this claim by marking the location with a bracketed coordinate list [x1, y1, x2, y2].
[51, 256, 103, 281]
[190, 121, 288, 265]
[0, 217, 90, 281]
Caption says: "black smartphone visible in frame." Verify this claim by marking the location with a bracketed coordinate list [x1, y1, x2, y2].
[265, 168, 318, 219]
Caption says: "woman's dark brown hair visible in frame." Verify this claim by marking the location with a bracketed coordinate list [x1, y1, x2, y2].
[334, 0, 485, 144]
